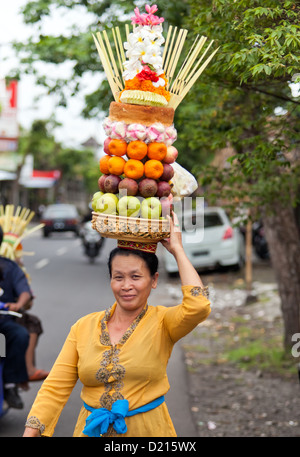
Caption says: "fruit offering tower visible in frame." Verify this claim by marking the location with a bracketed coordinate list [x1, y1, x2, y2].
[91, 4, 218, 252]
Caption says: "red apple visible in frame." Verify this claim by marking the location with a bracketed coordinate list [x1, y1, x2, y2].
[160, 163, 174, 182]
[156, 181, 171, 198]
[118, 177, 139, 196]
[163, 146, 178, 164]
[103, 137, 112, 155]
[104, 174, 122, 193]
[98, 174, 108, 192]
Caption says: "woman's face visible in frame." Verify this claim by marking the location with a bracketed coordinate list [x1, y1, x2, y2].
[110, 254, 158, 315]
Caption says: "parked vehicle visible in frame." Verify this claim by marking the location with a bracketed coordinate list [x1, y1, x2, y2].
[163, 207, 245, 275]
[81, 220, 105, 263]
[41, 204, 80, 238]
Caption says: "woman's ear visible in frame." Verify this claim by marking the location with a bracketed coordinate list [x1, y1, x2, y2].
[152, 272, 159, 289]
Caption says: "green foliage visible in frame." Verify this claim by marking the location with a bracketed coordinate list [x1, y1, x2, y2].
[185, 0, 300, 217]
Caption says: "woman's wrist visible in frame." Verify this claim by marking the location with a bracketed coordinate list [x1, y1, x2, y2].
[23, 426, 41, 437]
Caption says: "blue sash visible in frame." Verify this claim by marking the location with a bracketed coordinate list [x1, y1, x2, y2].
[83, 395, 165, 437]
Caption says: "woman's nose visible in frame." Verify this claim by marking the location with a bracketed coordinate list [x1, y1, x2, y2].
[122, 278, 133, 290]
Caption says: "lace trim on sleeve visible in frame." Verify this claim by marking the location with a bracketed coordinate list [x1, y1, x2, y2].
[25, 416, 45, 434]
[190, 286, 209, 299]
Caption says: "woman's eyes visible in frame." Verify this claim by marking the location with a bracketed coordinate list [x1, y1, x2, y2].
[113, 275, 141, 280]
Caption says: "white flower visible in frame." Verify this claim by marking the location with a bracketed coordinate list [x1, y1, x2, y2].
[126, 39, 149, 61]
[122, 59, 143, 80]
[139, 27, 164, 47]
[124, 30, 144, 51]
[141, 24, 163, 39]
[143, 46, 163, 70]
[152, 77, 165, 88]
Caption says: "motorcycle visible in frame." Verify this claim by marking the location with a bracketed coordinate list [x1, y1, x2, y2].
[0, 302, 23, 417]
[81, 220, 105, 263]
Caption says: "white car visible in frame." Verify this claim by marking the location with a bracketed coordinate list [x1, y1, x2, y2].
[163, 207, 245, 275]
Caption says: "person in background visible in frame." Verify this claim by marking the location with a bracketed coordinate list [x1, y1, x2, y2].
[0, 226, 31, 409]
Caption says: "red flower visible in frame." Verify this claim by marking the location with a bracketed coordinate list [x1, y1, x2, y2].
[136, 66, 159, 82]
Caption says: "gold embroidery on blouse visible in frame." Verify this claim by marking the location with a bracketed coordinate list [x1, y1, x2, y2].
[190, 286, 209, 299]
[105, 424, 118, 437]
[97, 304, 148, 430]
[25, 416, 45, 434]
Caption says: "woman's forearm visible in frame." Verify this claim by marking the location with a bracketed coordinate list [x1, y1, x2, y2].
[174, 247, 204, 288]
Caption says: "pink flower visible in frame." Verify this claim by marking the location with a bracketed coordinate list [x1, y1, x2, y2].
[131, 4, 164, 26]
[145, 5, 158, 15]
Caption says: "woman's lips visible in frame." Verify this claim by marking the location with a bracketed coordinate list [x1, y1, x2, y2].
[121, 295, 136, 300]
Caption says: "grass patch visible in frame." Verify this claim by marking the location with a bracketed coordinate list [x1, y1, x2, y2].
[184, 311, 298, 378]
[224, 338, 297, 376]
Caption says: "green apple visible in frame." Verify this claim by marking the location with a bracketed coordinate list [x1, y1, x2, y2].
[141, 197, 162, 219]
[91, 191, 104, 211]
[117, 196, 141, 217]
[95, 193, 119, 214]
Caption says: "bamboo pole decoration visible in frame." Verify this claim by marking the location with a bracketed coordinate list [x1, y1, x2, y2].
[166, 28, 188, 89]
[93, 23, 218, 110]
[0, 205, 44, 261]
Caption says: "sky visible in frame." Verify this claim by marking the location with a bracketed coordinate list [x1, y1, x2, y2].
[0, 0, 104, 149]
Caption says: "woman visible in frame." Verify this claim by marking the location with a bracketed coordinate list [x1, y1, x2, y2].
[23, 212, 210, 437]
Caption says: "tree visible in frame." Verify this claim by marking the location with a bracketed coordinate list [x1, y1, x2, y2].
[19, 119, 99, 198]
[184, 0, 300, 351]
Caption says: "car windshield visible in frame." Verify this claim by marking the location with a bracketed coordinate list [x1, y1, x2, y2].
[43, 206, 78, 218]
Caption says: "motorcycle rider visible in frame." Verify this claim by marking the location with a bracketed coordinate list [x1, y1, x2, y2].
[0, 226, 31, 409]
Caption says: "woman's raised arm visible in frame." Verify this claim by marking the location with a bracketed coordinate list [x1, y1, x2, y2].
[161, 211, 204, 288]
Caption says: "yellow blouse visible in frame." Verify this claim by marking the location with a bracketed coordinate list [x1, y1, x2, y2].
[25, 285, 210, 437]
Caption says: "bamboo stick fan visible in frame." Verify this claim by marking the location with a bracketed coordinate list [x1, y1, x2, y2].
[92, 25, 218, 110]
[0, 204, 44, 260]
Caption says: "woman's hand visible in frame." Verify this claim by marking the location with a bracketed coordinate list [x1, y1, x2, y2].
[160, 211, 184, 257]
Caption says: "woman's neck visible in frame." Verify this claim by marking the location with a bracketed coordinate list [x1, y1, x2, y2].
[110, 303, 146, 327]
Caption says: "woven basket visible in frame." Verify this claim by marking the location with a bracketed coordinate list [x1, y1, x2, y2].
[92, 212, 170, 243]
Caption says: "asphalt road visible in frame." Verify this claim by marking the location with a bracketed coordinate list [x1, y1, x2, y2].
[0, 229, 197, 437]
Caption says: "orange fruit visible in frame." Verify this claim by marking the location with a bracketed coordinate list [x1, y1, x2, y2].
[147, 142, 167, 161]
[108, 156, 126, 176]
[108, 139, 128, 157]
[124, 159, 144, 180]
[127, 141, 148, 160]
[99, 154, 111, 174]
[144, 159, 164, 179]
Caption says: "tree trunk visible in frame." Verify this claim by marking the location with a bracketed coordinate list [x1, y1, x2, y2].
[262, 205, 300, 351]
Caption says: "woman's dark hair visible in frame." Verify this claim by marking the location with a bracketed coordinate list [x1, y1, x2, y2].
[108, 247, 159, 278]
